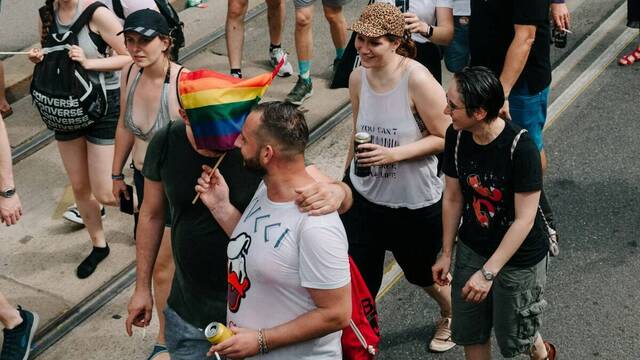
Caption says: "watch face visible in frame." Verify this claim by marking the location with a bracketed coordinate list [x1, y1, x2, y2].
[481, 268, 494, 280]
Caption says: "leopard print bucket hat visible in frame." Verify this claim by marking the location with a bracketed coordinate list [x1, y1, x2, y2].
[350, 2, 405, 38]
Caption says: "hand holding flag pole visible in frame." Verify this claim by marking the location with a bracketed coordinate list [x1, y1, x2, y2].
[181, 56, 285, 205]
[191, 152, 227, 204]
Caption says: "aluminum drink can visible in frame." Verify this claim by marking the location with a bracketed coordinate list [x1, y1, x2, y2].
[354, 132, 372, 177]
[204, 322, 234, 344]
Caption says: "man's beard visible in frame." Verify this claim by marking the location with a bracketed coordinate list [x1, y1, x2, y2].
[243, 153, 267, 177]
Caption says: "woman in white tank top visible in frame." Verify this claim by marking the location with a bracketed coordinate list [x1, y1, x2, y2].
[341, 3, 456, 353]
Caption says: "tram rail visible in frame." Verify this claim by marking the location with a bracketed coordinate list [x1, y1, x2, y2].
[22, 3, 353, 357]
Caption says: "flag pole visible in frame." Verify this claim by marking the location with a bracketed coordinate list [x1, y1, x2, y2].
[192, 152, 227, 204]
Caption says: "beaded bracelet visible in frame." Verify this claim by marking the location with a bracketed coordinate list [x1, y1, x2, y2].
[257, 328, 269, 354]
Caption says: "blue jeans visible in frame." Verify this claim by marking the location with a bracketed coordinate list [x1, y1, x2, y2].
[444, 16, 470, 73]
[509, 83, 550, 151]
[164, 306, 211, 360]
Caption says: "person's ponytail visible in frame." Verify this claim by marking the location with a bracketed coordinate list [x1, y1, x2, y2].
[40, 0, 55, 46]
[387, 31, 417, 59]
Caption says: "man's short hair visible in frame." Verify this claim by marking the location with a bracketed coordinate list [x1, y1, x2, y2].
[454, 66, 505, 122]
[252, 101, 309, 157]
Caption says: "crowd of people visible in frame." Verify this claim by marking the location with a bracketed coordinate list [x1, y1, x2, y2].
[0, 0, 637, 359]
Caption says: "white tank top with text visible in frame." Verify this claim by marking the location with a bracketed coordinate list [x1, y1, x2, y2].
[350, 65, 442, 209]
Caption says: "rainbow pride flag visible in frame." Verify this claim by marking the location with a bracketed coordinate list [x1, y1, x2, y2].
[178, 61, 283, 151]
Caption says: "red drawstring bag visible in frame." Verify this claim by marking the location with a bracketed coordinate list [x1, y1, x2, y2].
[342, 257, 380, 359]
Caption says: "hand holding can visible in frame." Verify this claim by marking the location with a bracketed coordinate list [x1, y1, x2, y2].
[205, 321, 234, 344]
[354, 132, 372, 177]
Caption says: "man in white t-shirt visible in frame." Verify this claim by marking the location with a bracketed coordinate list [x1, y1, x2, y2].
[196, 101, 351, 359]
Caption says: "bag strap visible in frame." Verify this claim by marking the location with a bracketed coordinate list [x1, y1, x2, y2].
[111, 0, 125, 19]
[510, 129, 527, 160]
[509, 128, 554, 242]
[124, 63, 135, 87]
[154, 0, 180, 26]
[454, 130, 462, 177]
[69, 2, 107, 35]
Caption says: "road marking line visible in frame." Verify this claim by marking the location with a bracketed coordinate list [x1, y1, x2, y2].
[377, 261, 404, 301]
[551, 3, 627, 88]
[53, 185, 75, 219]
[546, 27, 637, 129]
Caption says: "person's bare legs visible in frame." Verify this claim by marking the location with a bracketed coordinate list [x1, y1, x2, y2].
[0, 62, 11, 114]
[294, 5, 314, 67]
[225, 0, 249, 70]
[265, 0, 285, 46]
[153, 227, 175, 351]
[58, 139, 107, 248]
[86, 142, 116, 206]
[0, 292, 21, 329]
[322, 5, 347, 51]
[423, 284, 452, 317]
[464, 342, 491, 360]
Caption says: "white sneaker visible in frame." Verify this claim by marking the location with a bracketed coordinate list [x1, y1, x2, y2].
[429, 317, 456, 352]
[269, 47, 293, 77]
[63, 204, 106, 225]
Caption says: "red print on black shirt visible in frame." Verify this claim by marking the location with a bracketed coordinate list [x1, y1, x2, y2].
[467, 174, 503, 228]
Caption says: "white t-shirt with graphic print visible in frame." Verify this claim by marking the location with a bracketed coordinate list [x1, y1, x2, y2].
[226, 181, 350, 359]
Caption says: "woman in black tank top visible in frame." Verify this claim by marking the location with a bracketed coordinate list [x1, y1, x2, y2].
[28, 0, 130, 280]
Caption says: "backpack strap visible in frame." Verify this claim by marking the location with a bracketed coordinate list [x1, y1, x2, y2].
[69, 2, 107, 35]
[111, 0, 125, 19]
[124, 63, 136, 87]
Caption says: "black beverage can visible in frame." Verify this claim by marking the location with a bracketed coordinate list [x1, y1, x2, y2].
[354, 132, 371, 177]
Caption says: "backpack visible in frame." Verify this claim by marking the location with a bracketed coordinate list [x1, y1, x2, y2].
[454, 129, 560, 257]
[342, 257, 380, 359]
[31, 2, 108, 133]
[111, 0, 185, 61]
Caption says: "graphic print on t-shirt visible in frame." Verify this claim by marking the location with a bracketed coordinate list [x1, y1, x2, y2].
[227, 197, 294, 313]
[227, 233, 252, 313]
[467, 174, 503, 228]
[360, 124, 399, 178]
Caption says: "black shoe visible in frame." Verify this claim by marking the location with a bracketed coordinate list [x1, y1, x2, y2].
[76, 245, 110, 279]
[285, 77, 313, 106]
[0, 306, 40, 360]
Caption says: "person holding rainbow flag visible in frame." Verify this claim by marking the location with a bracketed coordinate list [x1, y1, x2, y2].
[125, 49, 352, 359]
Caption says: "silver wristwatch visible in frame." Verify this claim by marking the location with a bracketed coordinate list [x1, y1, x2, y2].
[0, 186, 16, 198]
[480, 267, 496, 281]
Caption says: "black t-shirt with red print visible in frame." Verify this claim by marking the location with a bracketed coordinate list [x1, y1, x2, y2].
[443, 122, 549, 267]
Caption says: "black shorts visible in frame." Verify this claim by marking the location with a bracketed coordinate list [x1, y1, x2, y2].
[340, 175, 443, 296]
[54, 89, 120, 144]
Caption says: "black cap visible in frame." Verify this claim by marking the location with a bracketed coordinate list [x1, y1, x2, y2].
[117, 9, 169, 38]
